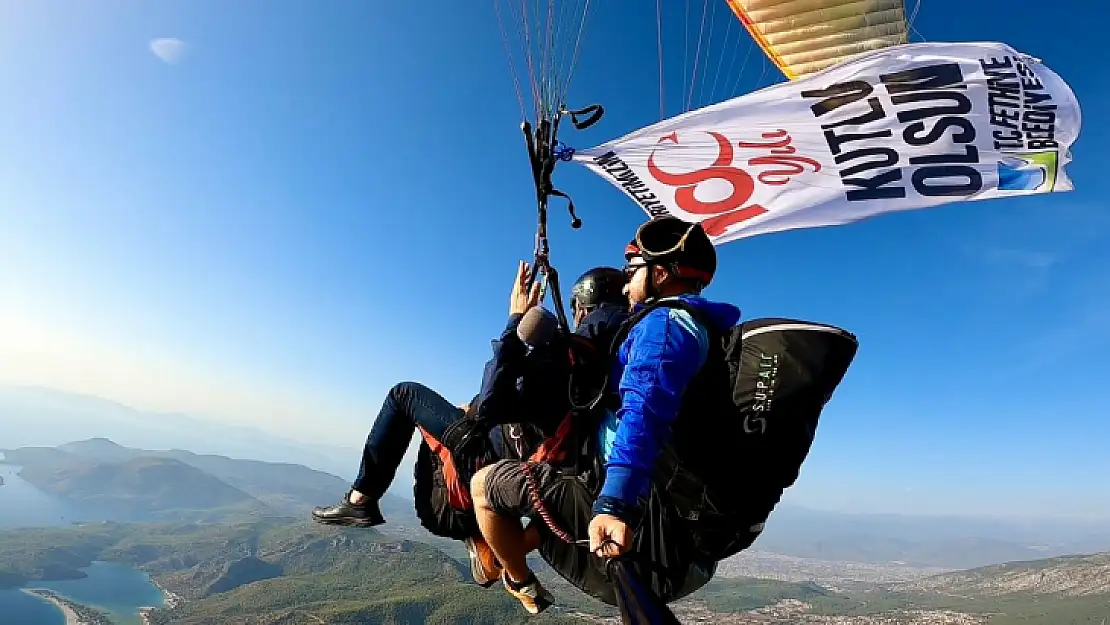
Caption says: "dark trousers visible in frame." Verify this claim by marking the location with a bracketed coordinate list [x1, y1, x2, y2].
[352, 382, 464, 501]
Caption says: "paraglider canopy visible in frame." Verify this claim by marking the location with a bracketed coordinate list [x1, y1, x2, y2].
[726, 0, 913, 80]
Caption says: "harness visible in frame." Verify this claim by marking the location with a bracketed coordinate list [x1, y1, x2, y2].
[520, 333, 610, 545]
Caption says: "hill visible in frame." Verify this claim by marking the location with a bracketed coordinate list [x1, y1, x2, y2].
[59, 437, 139, 461]
[1, 518, 1108, 625]
[7, 438, 1110, 575]
[655, 550, 1110, 625]
[0, 520, 583, 624]
[0, 522, 131, 588]
[17, 455, 263, 521]
[895, 551, 1110, 597]
[1, 438, 415, 525]
[6, 387, 1109, 569]
[148, 527, 579, 625]
[0, 385, 365, 482]
[56, 438, 345, 503]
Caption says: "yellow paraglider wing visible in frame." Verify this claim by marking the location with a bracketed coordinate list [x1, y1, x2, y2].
[726, 0, 909, 80]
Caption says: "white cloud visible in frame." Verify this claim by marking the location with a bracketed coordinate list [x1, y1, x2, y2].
[149, 38, 186, 64]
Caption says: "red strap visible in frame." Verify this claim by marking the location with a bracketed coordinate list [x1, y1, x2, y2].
[528, 411, 574, 464]
[672, 264, 713, 282]
[418, 426, 473, 510]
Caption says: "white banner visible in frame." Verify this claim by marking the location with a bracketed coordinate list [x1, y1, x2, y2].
[572, 42, 1082, 244]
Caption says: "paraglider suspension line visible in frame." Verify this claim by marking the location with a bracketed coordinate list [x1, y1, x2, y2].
[520, 104, 604, 335]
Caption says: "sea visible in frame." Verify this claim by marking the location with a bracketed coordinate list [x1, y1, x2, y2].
[0, 465, 166, 625]
[0, 463, 78, 529]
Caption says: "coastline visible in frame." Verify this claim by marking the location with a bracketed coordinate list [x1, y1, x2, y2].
[156, 578, 183, 609]
[138, 577, 182, 625]
[21, 588, 110, 625]
[22, 588, 80, 625]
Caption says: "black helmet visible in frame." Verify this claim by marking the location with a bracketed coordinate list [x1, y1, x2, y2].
[570, 266, 627, 311]
[625, 216, 716, 288]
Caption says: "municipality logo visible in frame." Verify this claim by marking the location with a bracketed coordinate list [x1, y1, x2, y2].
[997, 151, 1060, 192]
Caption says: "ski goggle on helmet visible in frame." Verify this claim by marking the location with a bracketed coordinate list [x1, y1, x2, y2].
[623, 216, 717, 288]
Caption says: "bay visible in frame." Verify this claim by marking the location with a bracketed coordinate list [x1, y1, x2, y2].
[0, 562, 165, 625]
[0, 464, 78, 529]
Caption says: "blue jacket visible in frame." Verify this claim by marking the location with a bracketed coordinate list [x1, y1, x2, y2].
[475, 304, 630, 455]
[592, 295, 742, 521]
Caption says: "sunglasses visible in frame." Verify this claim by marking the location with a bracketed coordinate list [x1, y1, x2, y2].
[622, 260, 648, 279]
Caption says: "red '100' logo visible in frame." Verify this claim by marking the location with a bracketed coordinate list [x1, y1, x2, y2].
[647, 131, 768, 237]
[646, 130, 821, 237]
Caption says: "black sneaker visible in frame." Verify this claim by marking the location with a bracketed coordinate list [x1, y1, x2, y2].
[311, 492, 385, 528]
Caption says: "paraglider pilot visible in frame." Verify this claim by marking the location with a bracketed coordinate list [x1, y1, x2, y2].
[471, 217, 740, 614]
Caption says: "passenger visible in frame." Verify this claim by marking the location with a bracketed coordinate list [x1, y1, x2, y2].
[462, 263, 630, 588]
[309, 261, 545, 529]
[311, 261, 631, 592]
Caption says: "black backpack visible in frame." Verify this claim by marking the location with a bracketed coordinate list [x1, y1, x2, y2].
[609, 299, 859, 561]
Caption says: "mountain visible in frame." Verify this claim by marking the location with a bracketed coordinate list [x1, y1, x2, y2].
[9, 435, 1110, 575]
[1, 439, 415, 526]
[9, 385, 1109, 570]
[0, 522, 131, 588]
[0, 385, 366, 485]
[201, 556, 284, 596]
[662, 550, 1110, 625]
[51, 438, 380, 517]
[17, 455, 262, 520]
[0, 520, 583, 624]
[3, 518, 1108, 625]
[146, 523, 584, 625]
[59, 437, 138, 461]
[896, 551, 1110, 598]
[152, 448, 374, 517]
[864, 551, 1110, 625]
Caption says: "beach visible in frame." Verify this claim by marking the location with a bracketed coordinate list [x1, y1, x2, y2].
[22, 588, 115, 625]
[157, 580, 182, 609]
[139, 578, 182, 624]
[22, 589, 82, 625]
[150, 577, 182, 609]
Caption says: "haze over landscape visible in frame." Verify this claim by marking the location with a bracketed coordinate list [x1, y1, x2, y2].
[1, 0, 1108, 624]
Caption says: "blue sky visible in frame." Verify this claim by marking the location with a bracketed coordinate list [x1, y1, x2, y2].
[0, 1, 1107, 519]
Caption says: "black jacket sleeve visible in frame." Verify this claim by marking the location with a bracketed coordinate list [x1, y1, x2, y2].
[472, 313, 571, 433]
